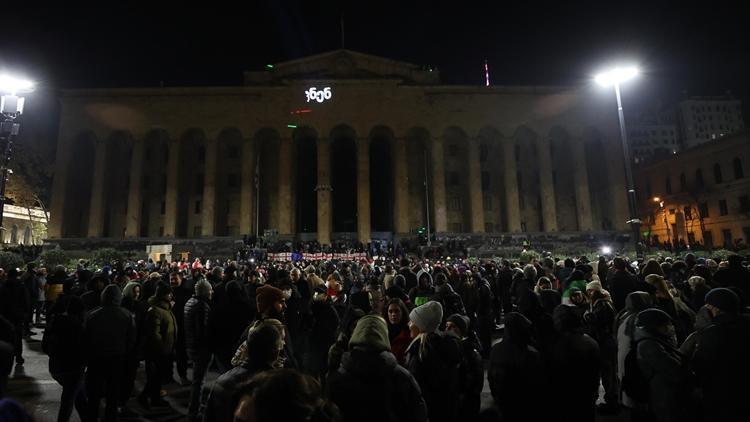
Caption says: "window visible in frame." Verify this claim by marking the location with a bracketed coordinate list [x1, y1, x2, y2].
[447, 144, 458, 157]
[714, 163, 723, 183]
[194, 175, 204, 196]
[228, 146, 239, 159]
[483, 196, 493, 211]
[228, 173, 238, 188]
[159, 226, 164, 237]
[666, 177, 672, 194]
[734, 157, 744, 179]
[719, 199, 728, 216]
[448, 172, 460, 186]
[703, 230, 713, 248]
[160, 200, 166, 215]
[740, 195, 750, 213]
[198, 146, 206, 164]
[194, 200, 202, 214]
[722, 229, 733, 247]
[448, 197, 462, 211]
[481, 172, 490, 191]
[680, 173, 687, 192]
[699, 202, 709, 218]
[479, 144, 489, 162]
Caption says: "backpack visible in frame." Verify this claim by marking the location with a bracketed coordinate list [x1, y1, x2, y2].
[621, 339, 650, 402]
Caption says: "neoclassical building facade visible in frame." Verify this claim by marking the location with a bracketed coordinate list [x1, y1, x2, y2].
[48, 49, 630, 244]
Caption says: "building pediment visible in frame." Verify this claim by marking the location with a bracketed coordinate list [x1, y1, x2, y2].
[244, 49, 440, 85]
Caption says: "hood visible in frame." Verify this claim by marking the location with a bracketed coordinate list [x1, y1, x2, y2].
[340, 349, 398, 377]
[435, 282, 455, 296]
[349, 315, 390, 352]
[625, 291, 653, 313]
[416, 269, 433, 287]
[148, 295, 170, 310]
[122, 281, 141, 300]
[553, 304, 584, 333]
[503, 312, 533, 345]
[538, 289, 562, 314]
[633, 325, 673, 344]
[100, 284, 123, 307]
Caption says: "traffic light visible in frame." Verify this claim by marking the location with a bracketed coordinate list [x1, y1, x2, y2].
[417, 226, 426, 235]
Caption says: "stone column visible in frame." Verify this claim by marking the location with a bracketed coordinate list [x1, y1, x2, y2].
[48, 138, 74, 238]
[572, 138, 594, 231]
[392, 137, 409, 235]
[125, 139, 145, 237]
[316, 138, 332, 245]
[201, 138, 219, 236]
[430, 137, 448, 233]
[163, 139, 182, 237]
[536, 137, 558, 232]
[277, 137, 293, 235]
[356, 138, 371, 243]
[239, 139, 256, 235]
[87, 139, 109, 237]
[502, 138, 522, 232]
[605, 139, 629, 230]
[467, 137, 485, 233]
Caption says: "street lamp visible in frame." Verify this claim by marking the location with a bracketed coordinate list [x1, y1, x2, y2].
[0, 73, 35, 233]
[595, 66, 641, 256]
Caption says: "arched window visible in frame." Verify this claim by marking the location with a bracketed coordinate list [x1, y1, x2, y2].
[696, 169, 704, 188]
[666, 177, 672, 194]
[714, 163, 723, 184]
[734, 157, 744, 179]
[680, 173, 687, 192]
[10, 225, 18, 244]
[23, 226, 31, 245]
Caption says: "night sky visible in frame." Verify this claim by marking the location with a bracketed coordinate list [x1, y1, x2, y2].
[2, 2, 749, 153]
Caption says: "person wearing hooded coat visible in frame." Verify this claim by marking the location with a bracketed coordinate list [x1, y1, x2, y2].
[635, 309, 696, 422]
[209, 280, 254, 373]
[326, 314, 428, 422]
[184, 279, 214, 421]
[404, 301, 461, 422]
[488, 312, 545, 422]
[693, 288, 750, 421]
[84, 285, 136, 422]
[42, 295, 87, 422]
[445, 314, 483, 421]
[138, 283, 177, 409]
[306, 285, 340, 378]
[549, 304, 600, 422]
[408, 270, 434, 307]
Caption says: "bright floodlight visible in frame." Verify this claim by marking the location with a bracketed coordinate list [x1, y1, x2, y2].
[652, 197, 661, 202]
[0, 74, 35, 95]
[595, 66, 639, 86]
[601, 246, 612, 255]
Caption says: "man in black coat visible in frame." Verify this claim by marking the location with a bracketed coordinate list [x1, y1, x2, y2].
[399, 258, 418, 292]
[693, 288, 750, 421]
[712, 254, 750, 305]
[184, 279, 213, 421]
[0, 269, 30, 366]
[170, 271, 192, 385]
[607, 257, 638, 312]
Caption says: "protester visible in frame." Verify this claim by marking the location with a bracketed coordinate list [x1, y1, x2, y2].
[184, 278, 214, 421]
[445, 314, 483, 420]
[138, 282, 177, 409]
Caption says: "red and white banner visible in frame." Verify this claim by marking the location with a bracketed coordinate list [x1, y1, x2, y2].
[266, 252, 367, 262]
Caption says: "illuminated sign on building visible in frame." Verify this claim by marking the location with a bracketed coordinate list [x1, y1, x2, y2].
[305, 87, 332, 103]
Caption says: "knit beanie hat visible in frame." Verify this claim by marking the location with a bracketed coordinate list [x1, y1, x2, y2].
[194, 279, 212, 297]
[349, 315, 390, 352]
[256, 284, 285, 315]
[636, 308, 673, 329]
[446, 314, 470, 337]
[705, 288, 740, 315]
[409, 301, 443, 333]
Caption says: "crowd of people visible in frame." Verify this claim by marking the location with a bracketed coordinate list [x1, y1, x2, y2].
[0, 250, 749, 422]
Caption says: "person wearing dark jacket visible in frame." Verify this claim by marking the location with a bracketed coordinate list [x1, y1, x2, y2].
[635, 308, 696, 422]
[42, 296, 87, 422]
[306, 286, 339, 378]
[203, 321, 282, 422]
[84, 284, 136, 422]
[119, 281, 147, 411]
[399, 260, 418, 293]
[169, 271, 192, 386]
[488, 312, 545, 421]
[80, 273, 106, 312]
[496, 261, 515, 322]
[138, 283, 177, 409]
[327, 314, 428, 422]
[712, 254, 750, 304]
[608, 257, 638, 312]
[445, 314, 483, 421]
[0, 269, 30, 366]
[184, 279, 213, 421]
[0, 315, 14, 398]
[405, 301, 461, 422]
[210, 280, 254, 373]
[693, 288, 750, 422]
[549, 304, 600, 422]
[584, 281, 619, 414]
[473, 273, 494, 357]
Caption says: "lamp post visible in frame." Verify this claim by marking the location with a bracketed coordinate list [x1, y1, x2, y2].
[0, 74, 35, 233]
[595, 66, 641, 256]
